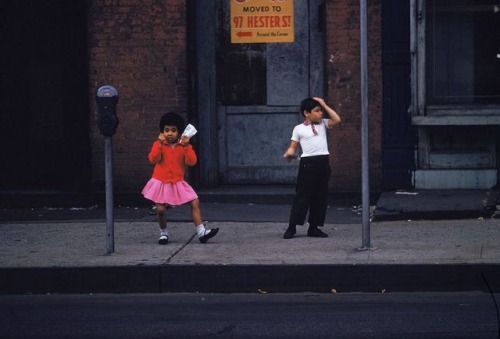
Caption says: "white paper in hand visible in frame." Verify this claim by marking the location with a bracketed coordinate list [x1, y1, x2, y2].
[182, 124, 197, 138]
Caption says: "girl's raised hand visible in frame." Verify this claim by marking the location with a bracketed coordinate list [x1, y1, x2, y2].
[179, 135, 190, 146]
[158, 133, 166, 144]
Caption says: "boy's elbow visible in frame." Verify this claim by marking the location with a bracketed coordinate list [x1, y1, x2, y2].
[330, 118, 341, 126]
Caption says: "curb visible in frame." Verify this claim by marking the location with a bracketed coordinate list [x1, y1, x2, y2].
[2, 264, 499, 294]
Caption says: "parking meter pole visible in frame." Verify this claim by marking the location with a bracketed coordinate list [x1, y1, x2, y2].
[95, 85, 119, 255]
[105, 136, 114, 254]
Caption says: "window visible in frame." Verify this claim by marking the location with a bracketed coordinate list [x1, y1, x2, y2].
[427, 0, 500, 105]
[412, 0, 500, 118]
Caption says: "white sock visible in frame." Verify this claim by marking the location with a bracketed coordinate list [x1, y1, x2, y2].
[196, 224, 206, 237]
[160, 228, 168, 236]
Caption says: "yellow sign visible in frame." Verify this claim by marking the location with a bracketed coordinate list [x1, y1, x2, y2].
[230, 0, 294, 44]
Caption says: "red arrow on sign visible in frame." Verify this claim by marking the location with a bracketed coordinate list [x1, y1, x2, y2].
[237, 31, 252, 37]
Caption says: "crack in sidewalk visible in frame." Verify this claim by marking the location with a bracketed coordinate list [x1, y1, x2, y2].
[165, 232, 196, 264]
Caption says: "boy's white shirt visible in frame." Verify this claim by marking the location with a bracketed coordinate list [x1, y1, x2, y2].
[291, 118, 331, 157]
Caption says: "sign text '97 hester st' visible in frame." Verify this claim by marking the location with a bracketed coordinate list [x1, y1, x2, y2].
[230, 0, 294, 43]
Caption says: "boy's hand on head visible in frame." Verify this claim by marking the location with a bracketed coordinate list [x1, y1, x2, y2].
[313, 97, 325, 105]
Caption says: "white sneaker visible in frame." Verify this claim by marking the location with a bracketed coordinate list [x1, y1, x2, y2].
[158, 235, 168, 245]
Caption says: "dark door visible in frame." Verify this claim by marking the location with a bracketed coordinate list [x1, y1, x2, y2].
[381, 0, 415, 189]
[189, 0, 325, 186]
[0, 0, 90, 191]
[215, 0, 325, 184]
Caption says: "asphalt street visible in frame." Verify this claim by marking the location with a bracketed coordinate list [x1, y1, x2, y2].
[1, 292, 498, 338]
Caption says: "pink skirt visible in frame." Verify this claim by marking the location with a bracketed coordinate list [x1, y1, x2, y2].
[142, 178, 198, 206]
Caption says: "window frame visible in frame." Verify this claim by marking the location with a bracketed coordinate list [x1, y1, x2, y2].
[409, 0, 500, 125]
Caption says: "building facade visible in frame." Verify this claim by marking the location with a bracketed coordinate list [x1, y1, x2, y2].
[409, 0, 500, 188]
[0, 0, 498, 197]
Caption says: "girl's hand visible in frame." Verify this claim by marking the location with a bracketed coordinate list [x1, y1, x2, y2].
[179, 135, 190, 146]
[158, 133, 166, 145]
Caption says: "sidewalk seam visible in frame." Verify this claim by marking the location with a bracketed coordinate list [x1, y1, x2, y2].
[165, 232, 196, 264]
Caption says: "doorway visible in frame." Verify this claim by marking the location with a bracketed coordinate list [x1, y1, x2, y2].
[192, 0, 325, 186]
[0, 0, 90, 191]
[381, 0, 415, 189]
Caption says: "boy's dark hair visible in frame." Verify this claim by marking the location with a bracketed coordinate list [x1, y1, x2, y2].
[300, 98, 320, 117]
[159, 112, 185, 133]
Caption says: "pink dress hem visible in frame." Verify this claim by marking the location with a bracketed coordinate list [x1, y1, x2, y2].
[142, 178, 198, 205]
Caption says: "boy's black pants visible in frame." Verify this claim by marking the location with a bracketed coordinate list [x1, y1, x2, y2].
[288, 155, 331, 228]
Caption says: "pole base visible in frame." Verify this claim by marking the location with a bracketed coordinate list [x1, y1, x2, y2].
[356, 246, 378, 251]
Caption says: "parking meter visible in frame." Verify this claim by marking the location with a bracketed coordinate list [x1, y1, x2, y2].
[95, 85, 118, 253]
[96, 85, 119, 137]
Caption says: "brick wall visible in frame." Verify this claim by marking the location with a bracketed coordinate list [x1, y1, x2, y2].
[325, 0, 382, 191]
[87, 0, 383, 194]
[88, 0, 188, 193]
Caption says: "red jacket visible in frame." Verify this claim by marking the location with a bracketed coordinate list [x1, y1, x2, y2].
[148, 141, 197, 183]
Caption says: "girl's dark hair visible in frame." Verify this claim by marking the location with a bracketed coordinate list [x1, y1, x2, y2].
[159, 112, 185, 133]
[300, 98, 320, 117]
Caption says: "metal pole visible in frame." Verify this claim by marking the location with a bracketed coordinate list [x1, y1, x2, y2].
[359, 0, 371, 250]
[104, 136, 115, 254]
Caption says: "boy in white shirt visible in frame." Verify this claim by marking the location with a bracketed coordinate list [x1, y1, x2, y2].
[282, 97, 341, 239]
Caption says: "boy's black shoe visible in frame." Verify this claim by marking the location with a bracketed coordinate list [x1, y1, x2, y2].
[199, 228, 219, 243]
[158, 235, 169, 244]
[307, 228, 328, 238]
[283, 228, 296, 239]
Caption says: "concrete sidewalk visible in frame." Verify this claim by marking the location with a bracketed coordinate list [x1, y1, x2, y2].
[1, 188, 499, 294]
[1, 215, 499, 294]
[1, 219, 499, 267]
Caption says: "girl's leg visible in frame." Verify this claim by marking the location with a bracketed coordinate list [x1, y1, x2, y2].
[156, 203, 169, 244]
[156, 203, 167, 229]
[189, 199, 219, 243]
[189, 199, 203, 226]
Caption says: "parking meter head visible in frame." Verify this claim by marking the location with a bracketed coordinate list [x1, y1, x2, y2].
[96, 85, 119, 137]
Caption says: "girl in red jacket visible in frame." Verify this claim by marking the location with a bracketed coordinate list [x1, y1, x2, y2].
[142, 112, 219, 245]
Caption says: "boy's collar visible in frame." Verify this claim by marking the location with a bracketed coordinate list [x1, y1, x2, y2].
[304, 119, 320, 125]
